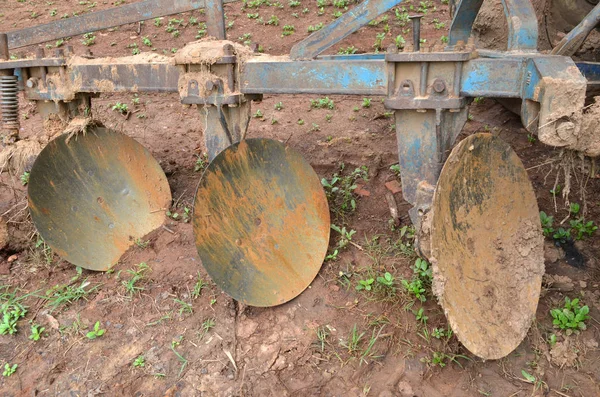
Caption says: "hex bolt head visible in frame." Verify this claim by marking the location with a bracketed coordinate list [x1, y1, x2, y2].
[26, 78, 38, 88]
[432, 79, 446, 93]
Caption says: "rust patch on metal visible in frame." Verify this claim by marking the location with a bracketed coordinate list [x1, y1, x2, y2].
[28, 127, 172, 271]
[430, 133, 544, 360]
[193, 138, 330, 307]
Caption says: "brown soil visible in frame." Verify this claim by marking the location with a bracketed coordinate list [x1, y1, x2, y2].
[0, 1, 599, 397]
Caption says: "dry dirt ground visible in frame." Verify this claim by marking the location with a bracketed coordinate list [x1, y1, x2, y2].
[1, 1, 600, 396]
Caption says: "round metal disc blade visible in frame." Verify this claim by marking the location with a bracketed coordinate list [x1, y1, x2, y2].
[28, 127, 172, 271]
[430, 133, 544, 360]
[193, 138, 330, 307]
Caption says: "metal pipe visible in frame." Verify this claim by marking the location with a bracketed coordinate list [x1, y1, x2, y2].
[552, 2, 600, 56]
[206, 0, 226, 40]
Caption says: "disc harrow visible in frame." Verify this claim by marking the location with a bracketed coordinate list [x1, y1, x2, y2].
[1, 0, 599, 360]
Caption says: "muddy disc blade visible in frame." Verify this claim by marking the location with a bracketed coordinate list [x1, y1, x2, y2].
[430, 133, 544, 360]
[193, 138, 330, 307]
[28, 127, 172, 271]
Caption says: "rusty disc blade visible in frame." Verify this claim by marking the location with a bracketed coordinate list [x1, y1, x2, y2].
[430, 133, 544, 360]
[193, 138, 330, 307]
[28, 127, 172, 271]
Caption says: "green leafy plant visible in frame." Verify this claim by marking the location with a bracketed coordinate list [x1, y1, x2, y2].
[192, 272, 206, 299]
[194, 153, 209, 172]
[282, 25, 295, 36]
[81, 32, 96, 46]
[112, 102, 129, 114]
[274, 101, 284, 110]
[338, 45, 357, 54]
[321, 163, 369, 214]
[308, 22, 324, 32]
[198, 317, 216, 339]
[552, 227, 570, 244]
[394, 34, 406, 49]
[569, 218, 597, 240]
[402, 278, 426, 302]
[253, 109, 263, 118]
[3, 363, 17, 377]
[330, 224, 356, 249]
[414, 307, 428, 325]
[362, 98, 371, 108]
[356, 278, 374, 291]
[29, 324, 45, 341]
[20, 171, 30, 186]
[310, 97, 335, 109]
[133, 355, 145, 367]
[376, 272, 394, 287]
[550, 297, 589, 335]
[174, 298, 193, 316]
[412, 258, 432, 282]
[122, 262, 150, 296]
[86, 321, 105, 339]
[539, 211, 554, 237]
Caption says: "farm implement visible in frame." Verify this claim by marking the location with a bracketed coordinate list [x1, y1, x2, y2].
[1, 0, 599, 360]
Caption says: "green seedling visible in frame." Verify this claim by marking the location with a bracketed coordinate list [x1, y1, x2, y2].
[112, 102, 129, 114]
[154, 17, 162, 26]
[550, 185, 561, 196]
[315, 326, 330, 352]
[81, 32, 96, 46]
[431, 327, 446, 339]
[550, 297, 589, 335]
[194, 153, 209, 172]
[134, 238, 150, 249]
[440, 35, 449, 44]
[340, 324, 365, 354]
[253, 109, 263, 118]
[20, 171, 30, 186]
[402, 278, 426, 302]
[274, 101, 284, 110]
[373, 32, 385, 51]
[198, 317, 215, 339]
[174, 298, 193, 316]
[311, 123, 320, 132]
[569, 203, 580, 215]
[29, 324, 45, 341]
[338, 46, 357, 54]
[170, 339, 188, 377]
[142, 36, 152, 47]
[376, 272, 394, 287]
[390, 164, 401, 176]
[122, 262, 150, 296]
[0, 302, 27, 335]
[539, 211, 554, 237]
[321, 163, 369, 214]
[308, 23, 323, 32]
[266, 15, 279, 25]
[192, 273, 206, 299]
[362, 98, 371, 108]
[548, 333, 557, 346]
[356, 278, 374, 291]
[415, 307, 428, 325]
[552, 227, 571, 244]
[3, 363, 17, 377]
[86, 321, 105, 339]
[395, 34, 406, 49]
[412, 258, 432, 283]
[310, 97, 335, 109]
[282, 25, 295, 36]
[133, 355, 145, 368]
[331, 224, 356, 250]
[45, 280, 99, 312]
[297, 119, 305, 125]
[569, 218, 597, 240]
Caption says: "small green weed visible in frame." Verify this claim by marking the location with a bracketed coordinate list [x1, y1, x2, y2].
[133, 355, 145, 368]
[86, 321, 105, 339]
[81, 32, 96, 46]
[3, 363, 17, 377]
[192, 273, 206, 299]
[174, 298, 193, 316]
[194, 153, 209, 172]
[45, 280, 99, 312]
[29, 324, 45, 341]
[310, 97, 335, 109]
[362, 98, 371, 108]
[356, 278, 374, 291]
[550, 297, 589, 335]
[20, 171, 30, 186]
[198, 317, 215, 339]
[321, 163, 369, 214]
[112, 102, 129, 114]
[122, 262, 150, 296]
[539, 211, 554, 237]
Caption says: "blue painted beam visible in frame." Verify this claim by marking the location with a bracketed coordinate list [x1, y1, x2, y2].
[290, 0, 403, 60]
[461, 58, 525, 98]
[240, 57, 388, 95]
[6, 0, 238, 49]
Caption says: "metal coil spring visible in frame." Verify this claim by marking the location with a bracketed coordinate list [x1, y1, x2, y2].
[0, 75, 19, 126]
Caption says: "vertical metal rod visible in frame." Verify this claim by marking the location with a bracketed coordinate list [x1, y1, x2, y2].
[410, 15, 423, 52]
[453, 61, 463, 96]
[0, 33, 8, 60]
[419, 63, 428, 97]
[206, 0, 226, 40]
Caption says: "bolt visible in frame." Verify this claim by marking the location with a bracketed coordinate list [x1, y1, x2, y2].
[26, 78, 38, 88]
[223, 44, 234, 56]
[432, 79, 446, 93]
[409, 14, 423, 52]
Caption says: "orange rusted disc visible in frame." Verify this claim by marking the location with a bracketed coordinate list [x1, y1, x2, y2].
[193, 138, 330, 307]
[28, 127, 172, 271]
[430, 133, 544, 360]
